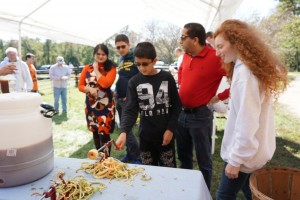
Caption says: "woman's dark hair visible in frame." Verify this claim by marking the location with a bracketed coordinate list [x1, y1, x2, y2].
[93, 43, 115, 71]
[184, 23, 206, 46]
[134, 42, 156, 60]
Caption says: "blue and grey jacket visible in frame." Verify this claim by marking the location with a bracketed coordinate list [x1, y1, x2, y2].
[116, 48, 139, 98]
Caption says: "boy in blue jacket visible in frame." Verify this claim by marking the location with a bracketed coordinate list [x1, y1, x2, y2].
[115, 34, 141, 164]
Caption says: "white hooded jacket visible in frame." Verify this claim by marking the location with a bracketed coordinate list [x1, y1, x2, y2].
[220, 59, 276, 173]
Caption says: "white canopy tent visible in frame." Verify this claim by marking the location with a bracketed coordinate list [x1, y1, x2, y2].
[0, 0, 244, 51]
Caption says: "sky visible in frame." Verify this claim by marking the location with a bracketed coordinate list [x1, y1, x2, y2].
[0, 0, 279, 41]
[235, 0, 279, 19]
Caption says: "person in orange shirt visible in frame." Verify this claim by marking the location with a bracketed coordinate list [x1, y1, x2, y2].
[78, 44, 117, 151]
[25, 53, 38, 92]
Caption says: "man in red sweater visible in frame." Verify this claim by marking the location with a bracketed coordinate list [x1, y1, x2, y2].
[176, 23, 229, 190]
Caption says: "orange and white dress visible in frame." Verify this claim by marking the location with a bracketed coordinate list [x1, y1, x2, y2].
[78, 63, 116, 134]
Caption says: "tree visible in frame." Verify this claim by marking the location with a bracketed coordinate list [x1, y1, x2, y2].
[279, 0, 300, 15]
[0, 39, 4, 60]
[43, 40, 52, 65]
[143, 20, 181, 64]
[252, 1, 300, 71]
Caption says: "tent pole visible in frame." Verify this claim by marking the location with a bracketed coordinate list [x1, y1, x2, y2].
[18, 23, 22, 58]
[18, 0, 52, 57]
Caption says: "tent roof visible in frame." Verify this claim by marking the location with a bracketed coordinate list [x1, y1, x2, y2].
[0, 0, 244, 46]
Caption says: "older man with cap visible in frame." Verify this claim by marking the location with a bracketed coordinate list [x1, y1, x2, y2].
[49, 56, 71, 113]
[0, 47, 33, 92]
[25, 53, 39, 92]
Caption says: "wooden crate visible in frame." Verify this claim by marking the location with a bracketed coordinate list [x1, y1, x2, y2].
[250, 167, 300, 200]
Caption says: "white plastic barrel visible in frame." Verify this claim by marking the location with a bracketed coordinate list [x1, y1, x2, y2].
[0, 93, 54, 187]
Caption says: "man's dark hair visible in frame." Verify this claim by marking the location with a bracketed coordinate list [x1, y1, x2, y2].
[93, 43, 116, 72]
[206, 31, 213, 39]
[134, 42, 156, 60]
[184, 23, 206, 46]
[25, 53, 34, 60]
[115, 34, 129, 44]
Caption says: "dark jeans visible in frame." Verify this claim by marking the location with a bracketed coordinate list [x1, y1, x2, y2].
[176, 106, 213, 189]
[216, 163, 252, 200]
[116, 99, 140, 160]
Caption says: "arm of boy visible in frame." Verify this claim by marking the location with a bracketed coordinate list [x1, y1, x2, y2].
[115, 132, 127, 150]
[162, 129, 173, 146]
[167, 74, 182, 132]
[117, 79, 139, 150]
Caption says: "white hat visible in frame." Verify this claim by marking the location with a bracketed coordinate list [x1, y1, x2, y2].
[56, 56, 64, 64]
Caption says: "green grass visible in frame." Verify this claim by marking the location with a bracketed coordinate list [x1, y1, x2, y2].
[39, 79, 300, 200]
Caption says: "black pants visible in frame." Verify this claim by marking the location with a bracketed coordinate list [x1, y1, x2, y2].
[140, 138, 176, 167]
[116, 99, 140, 160]
[93, 132, 111, 155]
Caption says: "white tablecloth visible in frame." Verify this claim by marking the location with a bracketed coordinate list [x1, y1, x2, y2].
[0, 157, 212, 200]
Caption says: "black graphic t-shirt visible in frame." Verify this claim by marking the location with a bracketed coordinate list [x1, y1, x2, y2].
[121, 70, 182, 143]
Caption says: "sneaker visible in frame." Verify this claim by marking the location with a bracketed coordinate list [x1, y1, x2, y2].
[131, 159, 142, 165]
[120, 154, 131, 163]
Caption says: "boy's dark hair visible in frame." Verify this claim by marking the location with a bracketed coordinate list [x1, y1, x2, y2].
[206, 31, 213, 39]
[134, 42, 156, 60]
[93, 43, 116, 72]
[115, 34, 129, 44]
[184, 23, 206, 46]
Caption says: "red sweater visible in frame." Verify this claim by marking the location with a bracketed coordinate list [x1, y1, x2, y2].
[178, 46, 229, 108]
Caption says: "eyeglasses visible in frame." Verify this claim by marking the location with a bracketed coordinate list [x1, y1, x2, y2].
[136, 61, 152, 67]
[116, 45, 126, 50]
[180, 35, 190, 41]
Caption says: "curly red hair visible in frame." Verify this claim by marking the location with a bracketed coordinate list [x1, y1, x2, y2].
[214, 19, 288, 100]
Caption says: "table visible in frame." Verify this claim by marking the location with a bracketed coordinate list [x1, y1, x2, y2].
[0, 157, 212, 200]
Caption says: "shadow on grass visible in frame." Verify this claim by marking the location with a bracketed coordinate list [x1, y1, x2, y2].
[68, 131, 127, 159]
[52, 112, 68, 124]
[211, 130, 300, 200]
[69, 139, 94, 159]
[267, 137, 300, 168]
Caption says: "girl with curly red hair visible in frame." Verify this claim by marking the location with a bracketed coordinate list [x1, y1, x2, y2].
[214, 19, 288, 200]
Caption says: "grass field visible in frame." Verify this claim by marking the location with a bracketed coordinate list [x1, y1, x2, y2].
[39, 77, 300, 199]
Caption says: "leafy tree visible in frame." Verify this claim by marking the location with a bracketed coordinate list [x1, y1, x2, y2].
[0, 39, 4, 59]
[43, 40, 52, 65]
[253, 1, 300, 71]
[279, 0, 300, 15]
[143, 20, 181, 64]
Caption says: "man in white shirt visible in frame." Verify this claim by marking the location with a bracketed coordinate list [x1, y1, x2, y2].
[49, 56, 71, 113]
[0, 47, 33, 92]
[175, 47, 184, 69]
[169, 47, 184, 73]
[206, 31, 215, 48]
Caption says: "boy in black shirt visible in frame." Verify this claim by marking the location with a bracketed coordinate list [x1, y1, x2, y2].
[115, 42, 182, 167]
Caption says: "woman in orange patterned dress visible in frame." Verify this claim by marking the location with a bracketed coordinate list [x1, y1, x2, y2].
[78, 44, 117, 150]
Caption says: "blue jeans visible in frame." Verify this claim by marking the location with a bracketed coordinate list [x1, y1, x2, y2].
[53, 87, 67, 112]
[216, 163, 252, 200]
[176, 106, 213, 189]
[116, 99, 140, 160]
